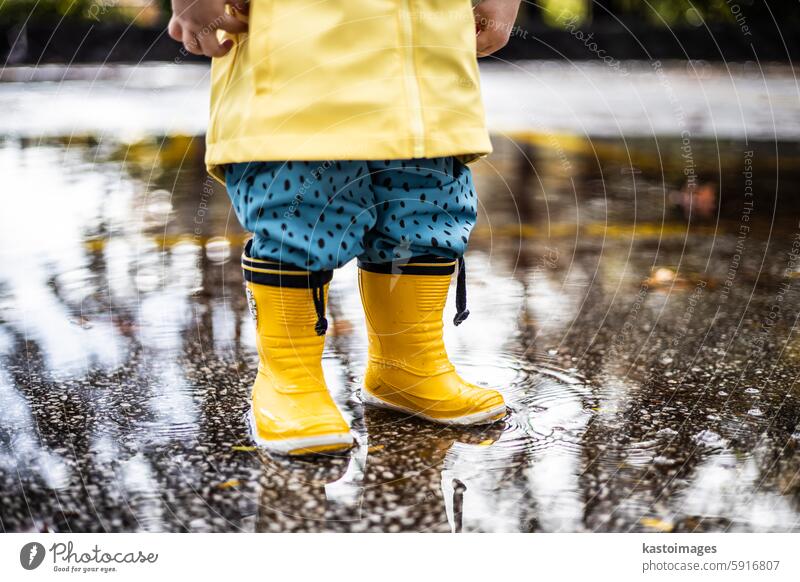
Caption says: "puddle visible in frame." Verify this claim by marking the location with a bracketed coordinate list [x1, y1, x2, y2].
[1, 64, 799, 532]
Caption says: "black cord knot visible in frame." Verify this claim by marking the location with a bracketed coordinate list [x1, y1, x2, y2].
[310, 273, 328, 336]
[453, 256, 469, 326]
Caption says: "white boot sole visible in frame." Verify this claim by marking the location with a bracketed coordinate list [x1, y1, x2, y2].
[360, 387, 506, 426]
[248, 409, 354, 455]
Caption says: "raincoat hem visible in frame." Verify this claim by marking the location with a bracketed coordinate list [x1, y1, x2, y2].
[205, 130, 492, 184]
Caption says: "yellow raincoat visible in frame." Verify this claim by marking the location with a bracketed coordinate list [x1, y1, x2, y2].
[206, 0, 492, 183]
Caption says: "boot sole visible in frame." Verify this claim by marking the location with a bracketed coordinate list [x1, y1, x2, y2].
[248, 410, 355, 456]
[360, 387, 507, 426]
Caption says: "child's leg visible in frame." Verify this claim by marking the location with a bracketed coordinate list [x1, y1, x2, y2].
[356, 157, 506, 426]
[225, 160, 378, 455]
[225, 161, 377, 270]
[358, 157, 476, 263]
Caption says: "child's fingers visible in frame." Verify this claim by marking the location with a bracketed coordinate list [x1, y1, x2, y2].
[475, 29, 508, 57]
[476, 33, 489, 56]
[229, 1, 249, 15]
[473, 1, 516, 57]
[167, 17, 183, 43]
[195, 29, 235, 58]
[476, 33, 498, 57]
[181, 30, 205, 56]
[217, 14, 248, 34]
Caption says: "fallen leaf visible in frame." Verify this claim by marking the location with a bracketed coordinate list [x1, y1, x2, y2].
[640, 517, 674, 532]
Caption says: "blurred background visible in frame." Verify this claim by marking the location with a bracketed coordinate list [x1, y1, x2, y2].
[2, 1, 800, 533]
[3, 0, 800, 61]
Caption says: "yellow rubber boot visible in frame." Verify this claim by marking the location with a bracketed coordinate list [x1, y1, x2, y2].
[358, 256, 506, 425]
[242, 243, 353, 455]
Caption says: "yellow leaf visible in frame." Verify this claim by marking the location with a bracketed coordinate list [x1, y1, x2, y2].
[217, 479, 241, 489]
[640, 517, 673, 532]
[478, 439, 494, 446]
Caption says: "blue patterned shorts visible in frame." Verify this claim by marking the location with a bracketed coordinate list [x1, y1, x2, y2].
[224, 157, 478, 271]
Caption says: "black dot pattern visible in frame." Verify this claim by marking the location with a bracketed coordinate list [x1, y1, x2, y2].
[224, 157, 477, 270]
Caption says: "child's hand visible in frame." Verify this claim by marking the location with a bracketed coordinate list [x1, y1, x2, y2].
[168, 0, 249, 58]
[473, 0, 522, 57]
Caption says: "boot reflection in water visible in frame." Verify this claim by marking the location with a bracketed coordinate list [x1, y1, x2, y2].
[225, 157, 507, 455]
[355, 407, 506, 531]
[253, 410, 504, 531]
[255, 452, 357, 531]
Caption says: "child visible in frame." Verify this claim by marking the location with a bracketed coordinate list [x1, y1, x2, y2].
[169, 0, 522, 455]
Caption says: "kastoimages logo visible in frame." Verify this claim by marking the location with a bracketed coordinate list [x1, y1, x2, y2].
[20, 542, 46, 570]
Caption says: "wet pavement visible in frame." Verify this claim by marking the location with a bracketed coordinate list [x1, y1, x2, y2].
[2, 64, 800, 532]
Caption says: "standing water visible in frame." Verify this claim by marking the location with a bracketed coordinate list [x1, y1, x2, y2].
[1, 63, 799, 532]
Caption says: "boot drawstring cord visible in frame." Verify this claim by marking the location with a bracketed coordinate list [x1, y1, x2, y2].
[310, 274, 328, 336]
[453, 256, 470, 326]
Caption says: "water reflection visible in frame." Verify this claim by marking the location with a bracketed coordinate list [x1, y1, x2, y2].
[1, 67, 800, 532]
